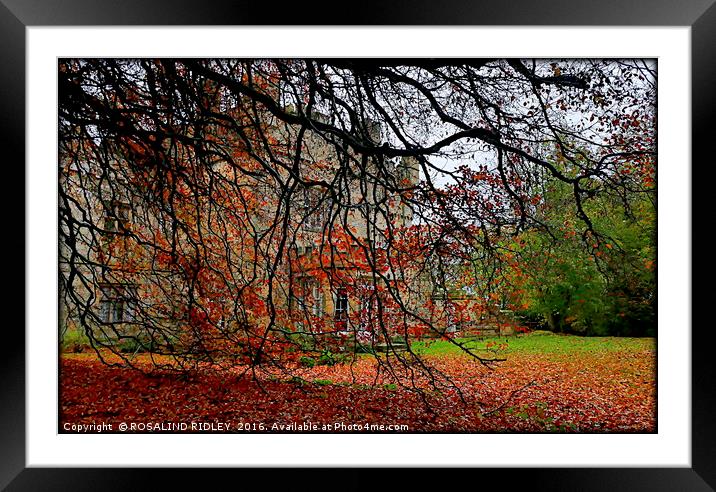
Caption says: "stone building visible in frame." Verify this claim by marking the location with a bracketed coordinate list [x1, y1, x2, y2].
[59, 108, 423, 352]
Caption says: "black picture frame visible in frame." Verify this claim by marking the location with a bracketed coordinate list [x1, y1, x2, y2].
[4, 1, 714, 489]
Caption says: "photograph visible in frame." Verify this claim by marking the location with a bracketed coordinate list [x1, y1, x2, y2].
[58, 58, 657, 434]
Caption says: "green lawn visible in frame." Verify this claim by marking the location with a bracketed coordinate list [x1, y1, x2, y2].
[410, 330, 656, 357]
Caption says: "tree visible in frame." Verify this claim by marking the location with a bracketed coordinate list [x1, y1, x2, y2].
[502, 165, 656, 336]
[59, 58, 656, 389]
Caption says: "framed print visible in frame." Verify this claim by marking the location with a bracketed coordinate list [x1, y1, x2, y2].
[5, 0, 715, 490]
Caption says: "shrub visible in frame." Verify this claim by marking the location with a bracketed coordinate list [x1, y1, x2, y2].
[317, 349, 352, 366]
[299, 356, 316, 368]
[60, 328, 91, 353]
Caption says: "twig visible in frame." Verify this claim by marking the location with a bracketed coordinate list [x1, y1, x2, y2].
[482, 379, 538, 416]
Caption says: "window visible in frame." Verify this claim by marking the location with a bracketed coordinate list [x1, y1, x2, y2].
[359, 201, 372, 219]
[291, 278, 324, 321]
[334, 287, 348, 321]
[445, 302, 459, 333]
[154, 206, 173, 236]
[102, 200, 132, 233]
[358, 284, 376, 331]
[311, 281, 325, 318]
[302, 188, 328, 231]
[374, 233, 389, 250]
[98, 283, 136, 323]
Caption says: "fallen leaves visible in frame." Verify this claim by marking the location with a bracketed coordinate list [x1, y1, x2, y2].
[60, 345, 655, 433]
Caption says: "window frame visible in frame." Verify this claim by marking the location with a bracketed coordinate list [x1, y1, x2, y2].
[97, 283, 136, 324]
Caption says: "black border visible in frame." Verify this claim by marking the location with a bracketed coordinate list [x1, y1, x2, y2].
[4, 1, 715, 490]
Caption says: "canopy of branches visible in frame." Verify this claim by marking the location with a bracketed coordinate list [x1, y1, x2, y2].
[59, 58, 656, 388]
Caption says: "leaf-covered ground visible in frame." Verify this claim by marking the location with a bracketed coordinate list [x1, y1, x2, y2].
[60, 333, 656, 433]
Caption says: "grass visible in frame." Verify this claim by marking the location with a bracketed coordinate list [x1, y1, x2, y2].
[59, 328, 92, 353]
[60, 329, 656, 368]
[60, 328, 155, 355]
[410, 330, 655, 358]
